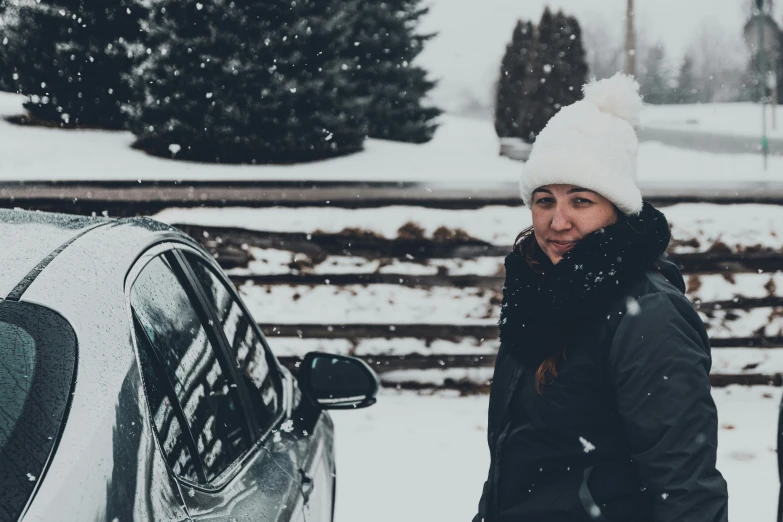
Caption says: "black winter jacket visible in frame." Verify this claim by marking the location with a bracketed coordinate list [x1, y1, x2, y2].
[473, 204, 728, 522]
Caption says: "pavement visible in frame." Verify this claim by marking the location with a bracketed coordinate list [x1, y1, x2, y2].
[638, 126, 783, 156]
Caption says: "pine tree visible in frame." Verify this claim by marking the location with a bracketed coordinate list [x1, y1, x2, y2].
[0, 0, 11, 92]
[129, 0, 368, 163]
[520, 8, 556, 143]
[521, 9, 586, 143]
[494, 20, 535, 138]
[346, 0, 441, 143]
[554, 15, 588, 107]
[639, 43, 673, 104]
[6, 0, 146, 128]
[673, 54, 699, 104]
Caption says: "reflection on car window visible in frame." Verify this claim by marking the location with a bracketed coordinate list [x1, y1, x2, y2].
[185, 253, 281, 436]
[133, 319, 200, 483]
[131, 255, 250, 483]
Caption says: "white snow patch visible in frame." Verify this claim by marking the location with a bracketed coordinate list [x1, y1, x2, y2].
[223, 247, 505, 278]
[579, 436, 596, 453]
[381, 368, 495, 387]
[702, 308, 783, 338]
[686, 273, 783, 303]
[240, 283, 497, 325]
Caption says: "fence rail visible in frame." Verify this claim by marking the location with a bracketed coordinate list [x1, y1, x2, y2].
[276, 354, 783, 389]
[259, 323, 783, 349]
[179, 224, 783, 274]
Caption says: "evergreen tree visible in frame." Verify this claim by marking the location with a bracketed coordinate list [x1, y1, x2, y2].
[672, 54, 699, 104]
[494, 20, 535, 138]
[520, 9, 586, 143]
[129, 0, 368, 163]
[553, 15, 588, 107]
[639, 42, 673, 104]
[346, 0, 440, 143]
[519, 8, 556, 143]
[0, 0, 12, 92]
[6, 0, 146, 128]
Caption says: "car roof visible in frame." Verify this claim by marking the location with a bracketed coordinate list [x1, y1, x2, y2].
[0, 209, 111, 299]
[0, 208, 193, 301]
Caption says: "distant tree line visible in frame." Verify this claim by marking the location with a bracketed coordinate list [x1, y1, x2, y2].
[494, 6, 783, 138]
[0, 0, 441, 163]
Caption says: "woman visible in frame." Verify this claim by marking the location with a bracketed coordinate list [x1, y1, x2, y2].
[473, 74, 728, 522]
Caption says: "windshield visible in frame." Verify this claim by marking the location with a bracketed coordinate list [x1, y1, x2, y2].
[0, 300, 77, 522]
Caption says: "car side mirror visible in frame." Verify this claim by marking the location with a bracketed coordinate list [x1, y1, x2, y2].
[298, 352, 379, 410]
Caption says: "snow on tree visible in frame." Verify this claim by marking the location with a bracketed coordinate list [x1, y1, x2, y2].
[346, 0, 441, 143]
[638, 42, 673, 104]
[129, 0, 369, 163]
[5, 0, 146, 128]
[494, 20, 535, 138]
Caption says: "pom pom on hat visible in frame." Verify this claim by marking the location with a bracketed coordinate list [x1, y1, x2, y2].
[582, 73, 643, 126]
[519, 73, 644, 216]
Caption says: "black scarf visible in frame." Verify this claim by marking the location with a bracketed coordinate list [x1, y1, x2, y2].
[498, 202, 671, 366]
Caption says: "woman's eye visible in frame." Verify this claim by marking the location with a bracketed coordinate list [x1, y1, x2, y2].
[535, 198, 553, 205]
[575, 198, 593, 205]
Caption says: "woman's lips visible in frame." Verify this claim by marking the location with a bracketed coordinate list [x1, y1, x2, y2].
[548, 240, 577, 254]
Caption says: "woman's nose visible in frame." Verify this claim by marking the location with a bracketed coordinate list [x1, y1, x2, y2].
[550, 206, 572, 231]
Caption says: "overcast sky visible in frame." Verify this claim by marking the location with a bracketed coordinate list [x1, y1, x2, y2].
[418, 0, 783, 111]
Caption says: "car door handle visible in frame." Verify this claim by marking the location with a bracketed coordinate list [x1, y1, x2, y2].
[299, 469, 314, 503]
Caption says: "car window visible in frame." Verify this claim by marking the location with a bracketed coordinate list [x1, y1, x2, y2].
[133, 317, 201, 483]
[184, 253, 281, 436]
[131, 254, 251, 483]
[0, 301, 76, 522]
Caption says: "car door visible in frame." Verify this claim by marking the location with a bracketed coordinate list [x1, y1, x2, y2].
[128, 247, 306, 522]
[181, 246, 334, 522]
[178, 246, 335, 522]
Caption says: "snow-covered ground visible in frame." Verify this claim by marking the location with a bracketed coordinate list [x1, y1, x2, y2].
[331, 386, 782, 522]
[2, 91, 782, 183]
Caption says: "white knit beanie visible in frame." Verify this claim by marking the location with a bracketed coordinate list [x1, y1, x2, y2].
[519, 73, 644, 215]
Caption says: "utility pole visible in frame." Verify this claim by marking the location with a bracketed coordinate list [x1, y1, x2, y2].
[770, 0, 778, 130]
[625, 0, 636, 77]
[757, 0, 769, 169]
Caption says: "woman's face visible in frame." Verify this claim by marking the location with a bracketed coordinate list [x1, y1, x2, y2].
[531, 184, 619, 264]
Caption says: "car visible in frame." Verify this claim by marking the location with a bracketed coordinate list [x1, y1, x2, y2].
[0, 208, 379, 522]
